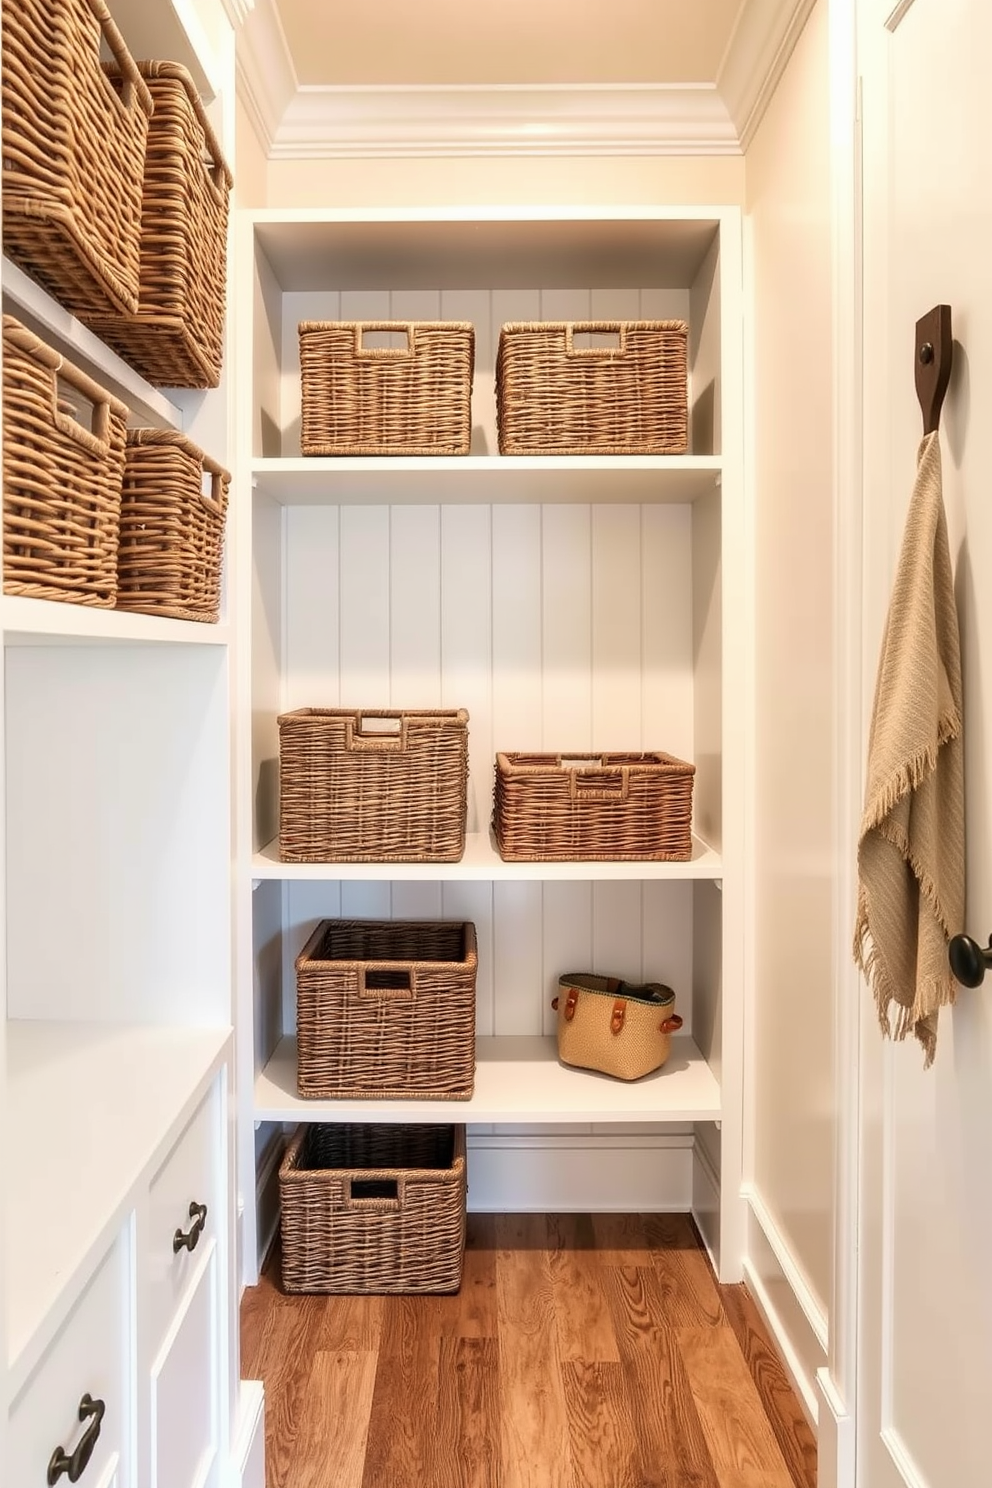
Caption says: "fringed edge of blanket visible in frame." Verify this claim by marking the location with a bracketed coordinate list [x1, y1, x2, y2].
[852, 888, 955, 1070]
[858, 706, 961, 836]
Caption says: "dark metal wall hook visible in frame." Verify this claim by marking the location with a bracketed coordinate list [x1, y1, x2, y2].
[915, 304, 953, 435]
[948, 933, 992, 988]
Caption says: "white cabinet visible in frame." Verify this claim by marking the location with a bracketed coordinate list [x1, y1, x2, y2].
[239, 207, 746, 1282]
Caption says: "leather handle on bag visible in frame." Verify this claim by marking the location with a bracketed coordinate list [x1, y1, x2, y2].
[611, 999, 627, 1035]
[660, 1014, 683, 1033]
[554, 986, 579, 1021]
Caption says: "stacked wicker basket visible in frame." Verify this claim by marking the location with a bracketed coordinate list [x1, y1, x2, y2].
[1, 0, 233, 619]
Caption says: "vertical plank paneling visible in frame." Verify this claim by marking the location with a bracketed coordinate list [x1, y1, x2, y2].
[642, 880, 694, 1025]
[440, 505, 492, 836]
[442, 289, 492, 454]
[389, 289, 441, 321]
[542, 504, 592, 752]
[493, 882, 543, 1034]
[339, 506, 390, 705]
[442, 882, 495, 1035]
[340, 881, 392, 919]
[542, 882, 593, 1035]
[285, 506, 340, 710]
[340, 289, 391, 322]
[390, 506, 441, 707]
[641, 503, 695, 764]
[492, 504, 542, 751]
[541, 288, 592, 322]
[641, 286, 692, 327]
[592, 883, 643, 985]
[590, 287, 641, 322]
[591, 505, 642, 749]
[391, 882, 444, 920]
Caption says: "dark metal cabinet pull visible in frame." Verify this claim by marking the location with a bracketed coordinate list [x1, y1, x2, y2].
[47, 1393, 105, 1484]
[173, 1200, 208, 1254]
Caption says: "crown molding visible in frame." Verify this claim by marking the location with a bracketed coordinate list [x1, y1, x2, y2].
[717, 0, 818, 148]
[220, 0, 255, 24]
[270, 83, 740, 159]
[231, 0, 297, 153]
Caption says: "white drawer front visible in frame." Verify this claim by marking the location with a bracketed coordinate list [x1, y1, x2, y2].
[9, 1225, 134, 1488]
[151, 1252, 219, 1488]
[146, 1079, 220, 1352]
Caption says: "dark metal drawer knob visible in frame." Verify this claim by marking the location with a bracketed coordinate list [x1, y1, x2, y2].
[48, 1393, 105, 1484]
[173, 1201, 208, 1254]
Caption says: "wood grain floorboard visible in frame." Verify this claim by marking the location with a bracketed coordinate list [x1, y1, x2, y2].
[287, 1350, 377, 1488]
[644, 1213, 726, 1327]
[254, 1297, 338, 1488]
[436, 1336, 502, 1488]
[547, 1212, 621, 1363]
[679, 1326, 798, 1488]
[560, 1358, 640, 1488]
[719, 1282, 818, 1488]
[362, 1297, 442, 1488]
[590, 1211, 651, 1265]
[495, 1213, 573, 1488]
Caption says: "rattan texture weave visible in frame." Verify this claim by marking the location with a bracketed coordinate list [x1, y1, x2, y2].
[299, 321, 474, 455]
[116, 429, 230, 622]
[554, 974, 682, 1081]
[86, 62, 233, 388]
[278, 708, 469, 862]
[496, 320, 689, 455]
[493, 751, 696, 861]
[1, 0, 152, 317]
[2, 315, 127, 606]
[295, 919, 477, 1100]
[279, 1123, 467, 1294]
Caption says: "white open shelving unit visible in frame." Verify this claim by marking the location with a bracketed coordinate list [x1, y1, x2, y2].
[238, 203, 746, 1283]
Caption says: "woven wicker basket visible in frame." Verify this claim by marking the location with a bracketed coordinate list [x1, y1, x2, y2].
[295, 919, 477, 1100]
[278, 707, 469, 863]
[85, 62, 233, 389]
[2, 315, 127, 606]
[115, 430, 230, 623]
[299, 321, 474, 455]
[1, 0, 152, 317]
[493, 751, 696, 861]
[496, 320, 689, 455]
[279, 1123, 466, 1294]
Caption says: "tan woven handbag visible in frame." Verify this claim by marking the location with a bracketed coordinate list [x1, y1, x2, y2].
[552, 974, 683, 1081]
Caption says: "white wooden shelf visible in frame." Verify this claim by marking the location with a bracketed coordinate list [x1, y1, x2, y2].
[252, 830, 722, 881]
[252, 456, 722, 506]
[256, 1033, 721, 1125]
[2, 258, 182, 430]
[2, 596, 230, 647]
[5, 1020, 231, 1397]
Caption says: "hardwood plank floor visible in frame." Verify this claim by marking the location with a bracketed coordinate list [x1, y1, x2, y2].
[241, 1214, 817, 1488]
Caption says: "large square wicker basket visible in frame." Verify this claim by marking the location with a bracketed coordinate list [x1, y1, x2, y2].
[116, 430, 230, 623]
[1, 0, 152, 317]
[295, 918, 478, 1101]
[2, 315, 127, 606]
[85, 62, 233, 389]
[278, 707, 469, 863]
[496, 320, 689, 455]
[299, 321, 474, 455]
[279, 1123, 467, 1295]
[493, 751, 696, 862]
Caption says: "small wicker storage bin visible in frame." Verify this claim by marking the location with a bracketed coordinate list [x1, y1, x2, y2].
[493, 751, 696, 862]
[278, 707, 469, 863]
[85, 62, 233, 389]
[295, 919, 477, 1100]
[496, 320, 689, 455]
[298, 321, 474, 455]
[2, 315, 127, 606]
[279, 1123, 467, 1294]
[1, 0, 153, 317]
[116, 430, 230, 623]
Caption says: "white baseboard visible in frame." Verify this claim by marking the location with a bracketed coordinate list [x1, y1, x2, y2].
[815, 1368, 855, 1488]
[691, 1129, 722, 1270]
[466, 1131, 694, 1211]
[229, 1379, 265, 1488]
[742, 1186, 828, 1429]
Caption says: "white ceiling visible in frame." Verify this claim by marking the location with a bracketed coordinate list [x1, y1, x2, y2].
[274, 0, 745, 88]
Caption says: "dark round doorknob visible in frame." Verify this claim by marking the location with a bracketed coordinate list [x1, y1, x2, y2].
[948, 933, 992, 988]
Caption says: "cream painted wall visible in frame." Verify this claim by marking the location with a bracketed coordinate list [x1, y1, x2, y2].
[235, 95, 269, 207]
[262, 153, 745, 210]
[744, 0, 834, 1323]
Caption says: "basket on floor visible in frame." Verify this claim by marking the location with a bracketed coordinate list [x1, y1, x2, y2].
[295, 919, 477, 1100]
[2, 314, 127, 606]
[85, 62, 233, 388]
[279, 1123, 466, 1294]
[278, 707, 469, 862]
[1, 0, 153, 317]
[299, 321, 474, 455]
[116, 430, 230, 622]
[496, 320, 689, 455]
[493, 751, 696, 861]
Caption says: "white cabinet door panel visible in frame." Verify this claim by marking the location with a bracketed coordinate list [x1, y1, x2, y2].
[150, 1252, 219, 1488]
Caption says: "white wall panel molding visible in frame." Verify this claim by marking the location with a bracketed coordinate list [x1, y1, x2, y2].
[743, 1185, 829, 1427]
[220, 0, 255, 25]
[717, 0, 819, 150]
[814, 1368, 856, 1488]
[885, 0, 919, 32]
[232, 0, 298, 154]
[882, 1427, 930, 1488]
[269, 83, 739, 160]
[467, 1130, 694, 1212]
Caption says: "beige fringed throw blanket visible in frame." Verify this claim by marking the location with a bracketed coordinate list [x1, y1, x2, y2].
[854, 431, 965, 1066]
